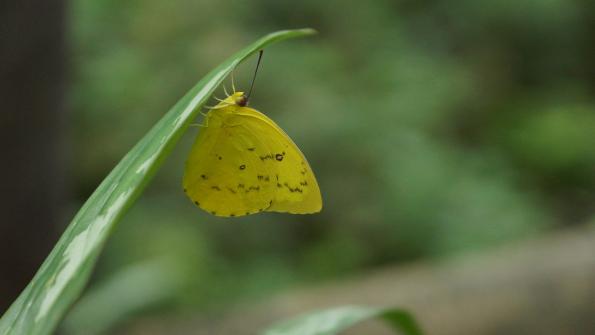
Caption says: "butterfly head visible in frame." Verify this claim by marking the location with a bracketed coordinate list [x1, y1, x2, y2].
[223, 91, 248, 107]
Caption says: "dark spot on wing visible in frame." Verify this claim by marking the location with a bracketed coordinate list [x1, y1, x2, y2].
[247, 147, 255, 151]
[275, 153, 284, 161]
[201, 174, 208, 180]
[239, 164, 246, 170]
[211, 186, 221, 191]
[260, 154, 274, 161]
[283, 182, 303, 193]
[246, 185, 260, 193]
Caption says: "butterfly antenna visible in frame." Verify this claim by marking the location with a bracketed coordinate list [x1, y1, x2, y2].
[247, 50, 263, 102]
[223, 84, 229, 96]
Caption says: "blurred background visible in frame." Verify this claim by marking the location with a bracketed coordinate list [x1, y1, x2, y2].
[1, 0, 594, 334]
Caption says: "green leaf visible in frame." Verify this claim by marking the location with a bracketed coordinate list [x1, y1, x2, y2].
[261, 305, 422, 335]
[0, 28, 316, 335]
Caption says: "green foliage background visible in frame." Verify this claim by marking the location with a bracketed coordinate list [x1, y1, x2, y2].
[65, 0, 594, 331]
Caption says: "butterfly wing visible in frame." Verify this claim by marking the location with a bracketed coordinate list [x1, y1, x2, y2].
[232, 107, 322, 214]
[183, 109, 277, 217]
[183, 106, 322, 217]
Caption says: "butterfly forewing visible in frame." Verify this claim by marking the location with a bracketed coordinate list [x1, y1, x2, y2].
[183, 114, 276, 217]
[233, 108, 322, 214]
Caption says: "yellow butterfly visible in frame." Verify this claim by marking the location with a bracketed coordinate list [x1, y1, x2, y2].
[183, 81, 322, 217]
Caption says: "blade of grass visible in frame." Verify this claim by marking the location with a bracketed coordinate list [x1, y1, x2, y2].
[261, 305, 422, 335]
[0, 28, 316, 335]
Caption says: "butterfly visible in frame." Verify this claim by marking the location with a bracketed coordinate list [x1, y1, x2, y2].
[182, 88, 322, 217]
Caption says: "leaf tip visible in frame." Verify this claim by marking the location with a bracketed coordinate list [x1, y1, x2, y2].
[297, 28, 318, 35]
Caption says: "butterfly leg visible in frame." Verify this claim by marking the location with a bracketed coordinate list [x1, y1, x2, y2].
[231, 70, 236, 93]
[205, 103, 229, 110]
[223, 84, 230, 96]
[190, 115, 209, 128]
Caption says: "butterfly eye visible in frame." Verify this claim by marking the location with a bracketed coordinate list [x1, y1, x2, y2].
[236, 94, 248, 107]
